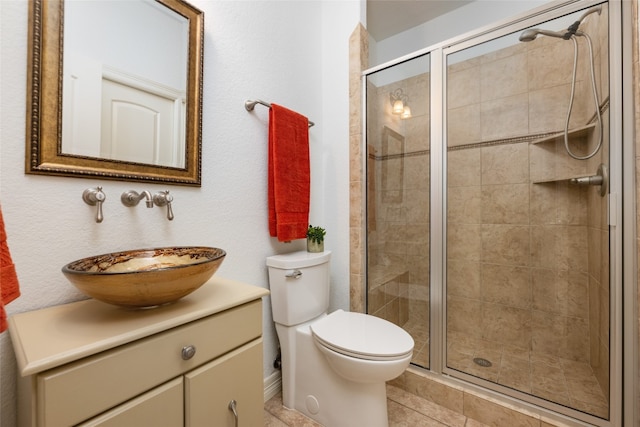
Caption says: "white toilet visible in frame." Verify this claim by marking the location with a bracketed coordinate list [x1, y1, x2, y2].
[267, 250, 414, 427]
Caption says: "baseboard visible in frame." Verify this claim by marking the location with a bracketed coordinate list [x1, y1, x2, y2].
[264, 371, 282, 402]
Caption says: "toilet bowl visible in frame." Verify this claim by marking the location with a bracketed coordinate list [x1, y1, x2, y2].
[311, 309, 413, 384]
[267, 251, 414, 427]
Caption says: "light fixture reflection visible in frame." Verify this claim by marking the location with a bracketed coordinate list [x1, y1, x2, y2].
[393, 99, 405, 114]
[389, 88, 412, 119]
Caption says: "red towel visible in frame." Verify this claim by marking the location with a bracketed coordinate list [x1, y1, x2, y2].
[268, 104, 310, 242]
[0, 207, 20, 332]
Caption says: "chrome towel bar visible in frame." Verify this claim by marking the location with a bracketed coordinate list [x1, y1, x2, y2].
[245, 99, 315, 127]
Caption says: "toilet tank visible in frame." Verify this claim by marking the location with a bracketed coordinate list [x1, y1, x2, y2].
[266, 251, 331, 326]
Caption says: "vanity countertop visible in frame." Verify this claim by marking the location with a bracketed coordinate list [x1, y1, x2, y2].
[8, 277, 269, 377]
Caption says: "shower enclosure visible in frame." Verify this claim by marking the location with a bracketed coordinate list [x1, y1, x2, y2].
[365, 2, 621, 425]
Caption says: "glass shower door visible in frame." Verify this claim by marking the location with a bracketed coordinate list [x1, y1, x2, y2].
[366, 54, 431, 369]
[445, 3, 610, 421]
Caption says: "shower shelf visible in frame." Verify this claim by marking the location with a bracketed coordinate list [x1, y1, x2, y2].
[529, 123, 596, 145]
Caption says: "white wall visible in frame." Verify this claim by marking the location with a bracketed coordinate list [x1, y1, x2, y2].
[0, 1, 359, 425]
[369, 0, 548, 67]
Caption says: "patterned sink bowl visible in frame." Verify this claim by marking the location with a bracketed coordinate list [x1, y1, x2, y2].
[62, 247, 226, 308]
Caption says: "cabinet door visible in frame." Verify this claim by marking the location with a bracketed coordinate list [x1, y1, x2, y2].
[185, 338, 263, 427]
[77, 378, 183, 427]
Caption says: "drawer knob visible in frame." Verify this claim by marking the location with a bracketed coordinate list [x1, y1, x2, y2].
[181, 345, 197, 360]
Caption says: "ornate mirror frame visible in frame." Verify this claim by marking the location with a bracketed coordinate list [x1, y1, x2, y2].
[25, 0, 204, 186]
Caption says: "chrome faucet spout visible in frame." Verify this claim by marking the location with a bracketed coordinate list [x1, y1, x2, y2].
[140, 190, 153, 208]
[121, 190, 154, 208]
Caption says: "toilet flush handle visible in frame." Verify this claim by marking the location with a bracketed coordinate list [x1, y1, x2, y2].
[285, 269, 302, 279]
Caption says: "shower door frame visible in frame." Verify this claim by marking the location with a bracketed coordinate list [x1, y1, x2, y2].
[361, 0, 635, 425]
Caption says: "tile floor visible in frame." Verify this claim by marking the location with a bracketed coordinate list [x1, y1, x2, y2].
[263, 384, 491, 426]
[402, 320, 609, 419]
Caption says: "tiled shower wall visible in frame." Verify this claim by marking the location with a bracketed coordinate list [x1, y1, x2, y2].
[366, 74, 430, 339]
[446, 8, 609, 397]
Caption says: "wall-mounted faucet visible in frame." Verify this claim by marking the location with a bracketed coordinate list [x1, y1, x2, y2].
[121, 190, 154, 208]
[82, 187, 106, 223]
[153, 191, 174, 221]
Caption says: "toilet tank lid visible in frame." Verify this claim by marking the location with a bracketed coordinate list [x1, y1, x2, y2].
[266, 250, 331, 269]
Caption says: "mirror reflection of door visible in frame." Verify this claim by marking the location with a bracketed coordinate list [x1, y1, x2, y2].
[62, 0, 188, 168]
[100, 74, 185, 168]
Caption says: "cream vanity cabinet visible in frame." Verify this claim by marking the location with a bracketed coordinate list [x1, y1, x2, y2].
[9, 277, 269, 427]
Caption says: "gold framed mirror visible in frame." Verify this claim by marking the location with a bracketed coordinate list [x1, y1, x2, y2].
[25, 0, 204, 186]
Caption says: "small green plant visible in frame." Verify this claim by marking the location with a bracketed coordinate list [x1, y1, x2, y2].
[306, 225, 326, 244]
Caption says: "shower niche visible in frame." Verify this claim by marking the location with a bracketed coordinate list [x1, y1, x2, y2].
[365, 2, 614, 425]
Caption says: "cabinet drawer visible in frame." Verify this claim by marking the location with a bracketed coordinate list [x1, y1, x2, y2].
[77, 377, 184, 427]
[37, 300, 262, 427]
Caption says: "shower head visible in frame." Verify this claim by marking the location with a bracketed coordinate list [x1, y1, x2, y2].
[519, 5, 602, 43]
[518, 28, 567, 42]
[578, 5, 602, 24]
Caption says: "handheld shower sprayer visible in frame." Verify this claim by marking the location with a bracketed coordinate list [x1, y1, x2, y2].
[519, 5, 601, 42]
[518, 5, 603, 161]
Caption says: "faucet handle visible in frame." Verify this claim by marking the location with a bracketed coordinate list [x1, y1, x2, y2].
[82, 187, 106, 223]
[153, 191, 174, 221]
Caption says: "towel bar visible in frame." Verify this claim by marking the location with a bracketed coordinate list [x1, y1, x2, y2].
[245, 99, 315, 127]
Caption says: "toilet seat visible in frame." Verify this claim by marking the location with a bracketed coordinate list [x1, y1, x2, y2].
[310, 310, 414, 361]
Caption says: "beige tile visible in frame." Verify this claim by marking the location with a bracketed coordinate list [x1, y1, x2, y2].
[481, 142, 529, 185]
[448, 223, 482, 262]
[404, 371, 464, 414]
[530, 352, 562, 369]
[447, 259, 481, 299]
[568, 398, 609, 419]
[448, 147, 481, 187]
[482, 263, 531, 309]
[481, 183, 529, 225]
[447, 347, 473, 371]
[533, 379, 568, 404]
[480, 93, 529, 141]
[387, 385, 467, 427]
[463, 393, 540, 427]
[531, 311, 589, 362]
[530, 181, 587, 226]
[448, 296, 483, 337]
[502, 344, 531, 361]
[264, 410, 290, 427]
[530, 225, 559, 269]
[448, 64, 481, 109]
[466, 419, 493, 427]
[498, 356, 532, 393]
[387, 400, 448, 426]
[448, 185, 481, 224]
[526, 42, 575, 91]
[481, 224, 530, 266]
[531, 268, 589, 319]
[449, 104, 482, 146]
[480, 53, 528, 102]
[531, 380, 572, 407]
[566, 377, 608, 406]
[481, 303, 532, 350]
